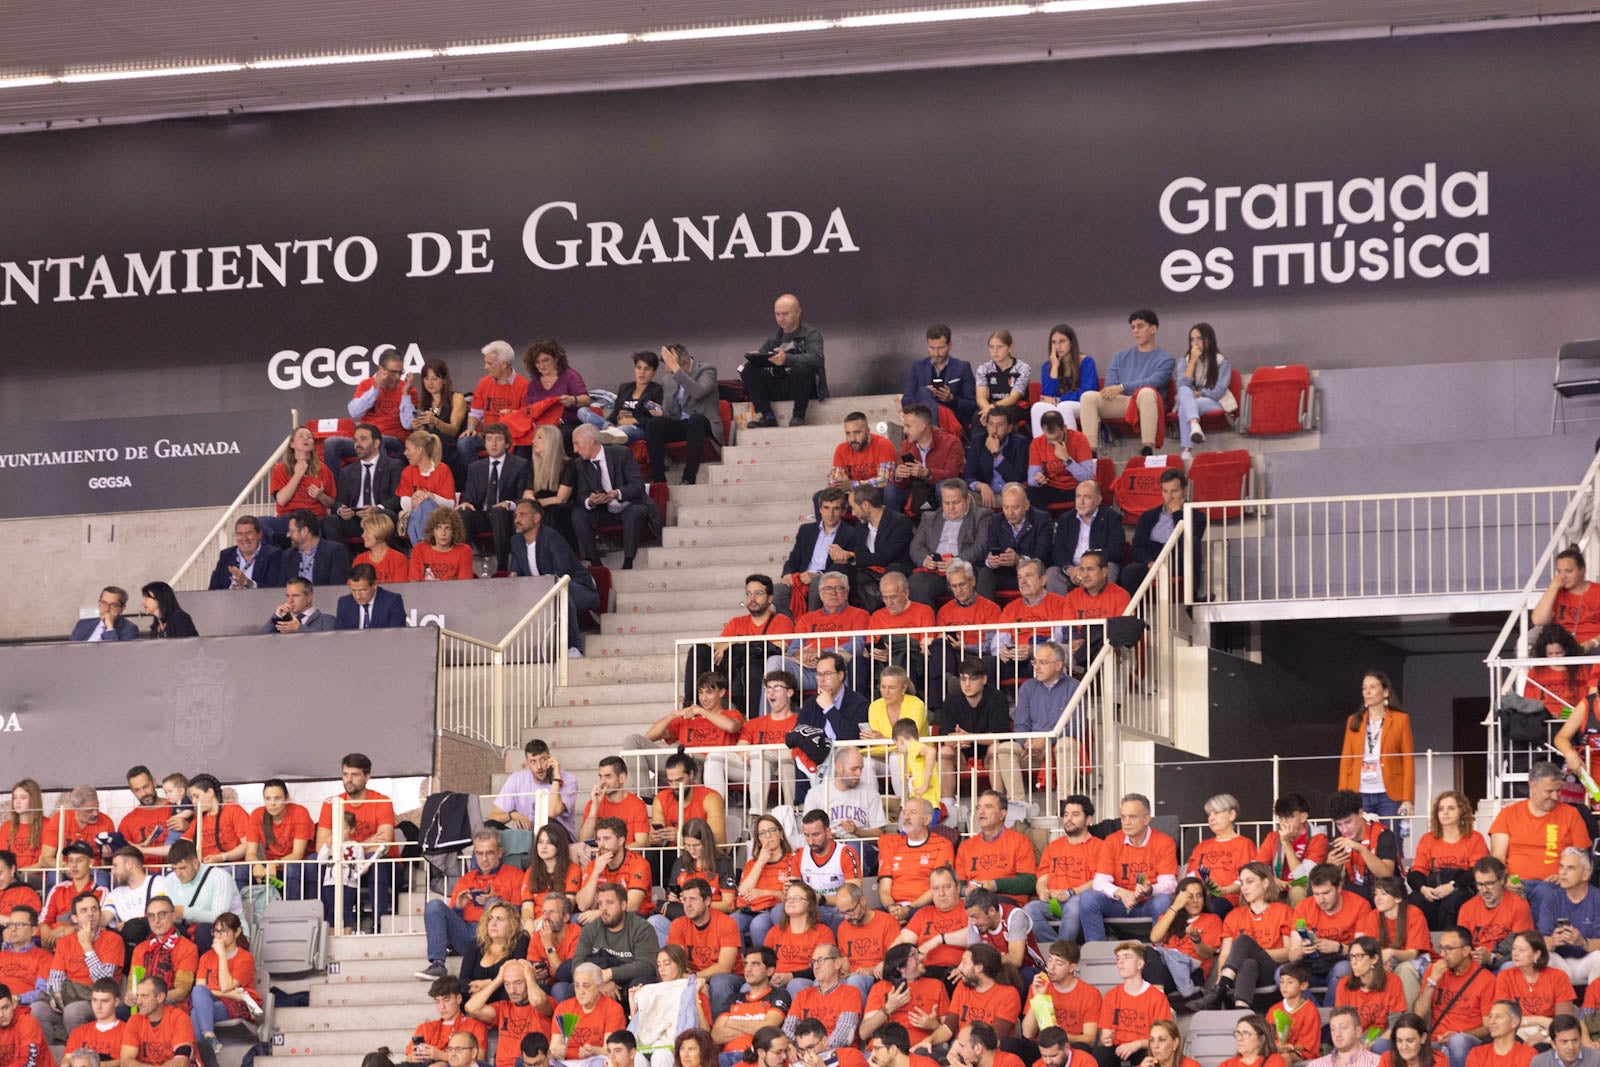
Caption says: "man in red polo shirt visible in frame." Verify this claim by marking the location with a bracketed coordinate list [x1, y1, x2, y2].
[416, 828, 527, 981]
[1061, 551, 1131, 670]
[877, 799, 956, 925]
[324, 347, 417, 467]
[120, 975, 197, 1066]
[315, 752, 398, 933]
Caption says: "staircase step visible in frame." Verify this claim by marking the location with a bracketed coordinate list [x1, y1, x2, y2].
[322, 956, 436, 983]
[661, 522, 799, 549]
[717, 442, 839, 466]
[380, 912, 425, 934]
[272, 1028, 420, 1056]
[761, 395, 903, 422]
[310, 979, 434, 1007]
[584, 631, 702, 658]
[520, 702, 669, 742]
[614, 588, 752, 614]
[703, 460, 822, 485]
[328, 932, 427, 962]
[277, 1002, 435, 1031]
[256, 1055, 396, 1067]
[675, 501, 816, 528]
[599, 608, 736, 634]
[635, 543, 789, 570]
[565, 652, 676, 684]
[609, 566, 763, 594]
[670, 481, 825, 506]
[549, 680, 677, 705]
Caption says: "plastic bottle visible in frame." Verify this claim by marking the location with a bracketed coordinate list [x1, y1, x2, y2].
[1047, 897, 1063, 920]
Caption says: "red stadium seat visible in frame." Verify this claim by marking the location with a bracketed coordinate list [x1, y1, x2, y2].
[593, 483, 670, 541]
[1027, 381, 1042, 405]
[1241, 364, 1316, 435]
[1169, 367, 1242, 435]
[1112, 454, 1183, 525]
[1043, 457, 1117, 517]
[306, 417, 354, 441]
[1188, 449, 1252, 519]
[587, 565, 612, 622]
[1100, 382, 1171, 449]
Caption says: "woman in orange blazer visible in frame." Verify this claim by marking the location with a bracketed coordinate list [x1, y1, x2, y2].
[1338, 671, 1414, 820]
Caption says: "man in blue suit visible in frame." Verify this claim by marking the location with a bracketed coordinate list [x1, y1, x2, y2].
[336, 563, 408, 630]
[206, 515, 284, 590]
[281, 508, 351, 587]
[69, 586, 140, 642]
[508, 499, 599, 658]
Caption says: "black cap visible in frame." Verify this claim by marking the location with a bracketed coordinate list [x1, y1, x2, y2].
[61, 841, 95, 859]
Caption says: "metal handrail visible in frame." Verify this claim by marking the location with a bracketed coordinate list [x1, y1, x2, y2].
[169, 409, 299, 591]
[436, 576, 571, 747]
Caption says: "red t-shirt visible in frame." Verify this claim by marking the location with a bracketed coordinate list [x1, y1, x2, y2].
[742, 712, 799, 746]
[1224, 902, 1294, 952]
[1488, 800, 1593, 882]
[1457, 893, 1534, 952]
[664, 712, 743, 748]
[721, 612, 796, 649]
[833, 435, 899, 484]
[122, 1007, 196, 1065]
[451, 863, 529, 922]
[1465, 1043, 1536, 1067]
[1160, 911, 1224, 977]
[196, 804, 253, 860]
[353, 547, 412, 584]
[414, 1015, 489, 1055]
[1098, 982, 1172, 1045]
[1357, 906, 1432, 952]
[550, 996, 624, 1054]
[580, 850, 654, 917]
[956, 829, 1038, 903]
[52, 928, 126, 985]
[1095, 830, 1179, 891]
[0, 944, 51, 996]
[1032, 979, 1102, 1038]
[196, 948, 259, 1020]
[582, 793, 652, 843]
[717, 988, 792, 1054]
[656, 786, 718, 831]
[39, 811, 115, 854]
[865, 977, 949, 1047]
[131, 936, 200, 996]
[42, 881, 105, 928]
[836, 909, 903, 972]
[1002, 594, 1072, 645]
[1029, 432, 1093, 491]
[523, 864, 583, 919]
[0, 1013, 52, 1067]
[1064, 583, 1132, 621]
[1552, 584, 1600, 645]
[1267, 999, 1322, 1061]
[1039, 835, 1101, 893]
[1429, 965, 1496, 1035]
[1035, 1052, 1098, 1067]
[765, 922, 836, 975]
[668, 910, 743, 976]
[905, 904, 969, 968]
[794, 606, 873, 650]
[316, 789, 399, 859]
[1256, 829, 1330, 878]
[1291, 892, 1373, 948]
[489, 999, 552, 1067]
[937, 596, 1004, 649]
[1334, 979, 1408, 1029]
[788, 982, 864, 1032]
[470, 373, 530, 423]
[526, 922, 581, 965]
[1493, 966, 1576, 1018]
[0, 823, 40, 870]
[738, 854, 789, 912]
[68, 1018, 126, 1060]
[1185, 836, 1258, 903]
[1410, 832, 1488, 877]
[270, 461, 336, 517]
[246, 803, 317, 860]
[352, 377, 418, 440]
[118, 805, 173, 864]
[869, 602, 937, 642]
[411, 541, 474, 581]
[878, 834, 956, 904]
[950, 980, 1023, 1030]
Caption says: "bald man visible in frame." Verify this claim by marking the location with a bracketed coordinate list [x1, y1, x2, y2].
[740, 293, 827, 428]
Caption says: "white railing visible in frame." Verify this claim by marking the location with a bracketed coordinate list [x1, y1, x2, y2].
[437, 576, 571, 749]
[1186, 486, 1578, 609]
[1113, 519, 1188, 743]
[1483, 452, 1600, 802]
[170, 411, 299, 591]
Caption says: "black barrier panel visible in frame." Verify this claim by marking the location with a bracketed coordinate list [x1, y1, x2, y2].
[0, 627, 438, 788]
[0, 410, 286, 518]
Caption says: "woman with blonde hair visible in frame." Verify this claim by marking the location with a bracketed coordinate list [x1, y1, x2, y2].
[395, 429, 455, 543]
[352, 511, 409, 583]
[458, 900, 527, 1002]
[409, 506, 473, 581]
[1139, 1019, 1200, 1067]
[263, 425, 336, 543]
[525, 423, 578, 549]
[975, 329, 1031, 424]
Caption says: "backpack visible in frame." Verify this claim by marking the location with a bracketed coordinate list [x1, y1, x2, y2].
[418, 791, 482, 894]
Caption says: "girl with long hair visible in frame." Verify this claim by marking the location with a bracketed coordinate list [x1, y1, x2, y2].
[1031, 323, 1098, 436]
[1335, 936, 1408, 1049]
[1147, 876, 1223, 998]
[1337, 671, 1414, 820]
[141, 581, 197, 638]
[1176, 322, 1234, 457]
[1358, 877, 1432, 1004]
[413, 358, 469, 484]
[1407, 790, 1486, 930]
[395, 428, 455, 544]
[0, 779, 43, 869]
[521, 822, 579, 930]
[459, 901, 527, 1003]
[1189, 862, 1293, 1011]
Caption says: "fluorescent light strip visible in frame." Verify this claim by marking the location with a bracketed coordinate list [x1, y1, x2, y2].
[0, 75, 54, 89]
[638, 20, 834, 43]
[59, 63, 245, 83]
[251, 49, 436, 70]
[839, 4, 1033, 28]
[441, 33, 632, 57]
[1036, 0, 1210, 10]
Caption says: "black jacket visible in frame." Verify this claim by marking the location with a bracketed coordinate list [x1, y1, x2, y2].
[852, 509, 915, 576]
[784, 520, 865, 579]
[1049, 507, 1128, 567]
[282, 539, 352, 586]
[462, 454, 532, 510]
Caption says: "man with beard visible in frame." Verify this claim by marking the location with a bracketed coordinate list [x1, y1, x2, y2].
[681, 574, 795, 712]
[820, 412, 899, 519]
[508, 499, 600, 659]
[488, 740, 577, 836]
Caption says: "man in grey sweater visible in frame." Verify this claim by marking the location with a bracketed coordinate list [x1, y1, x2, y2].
[1531, 1015, 1599, 1067]
[566, 882, 658, 1003]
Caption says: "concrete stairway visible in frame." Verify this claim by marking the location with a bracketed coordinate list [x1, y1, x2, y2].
[517, 394, 902, 792]
[271, 929, 435, 1064]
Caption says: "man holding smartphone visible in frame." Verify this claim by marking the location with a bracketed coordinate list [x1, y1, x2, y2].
[741, 293, 827, 429]
[902, 325, 976, 428]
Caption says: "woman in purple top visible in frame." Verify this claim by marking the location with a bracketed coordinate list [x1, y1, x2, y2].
[522, 337, 591, 429]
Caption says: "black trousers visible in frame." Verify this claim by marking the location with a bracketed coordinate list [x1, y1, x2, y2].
[645, 414, 714, 484]
[1209, 934, 1279, 1004]
[571, 500, 649, 564]
[462, 505, 517, 569]
[741, 362, 818, 419]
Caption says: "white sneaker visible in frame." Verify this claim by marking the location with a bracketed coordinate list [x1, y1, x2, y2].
[596, 426, 628, 445]
[1181, 448, 1193, 462]
[568, 647, 585, 658]
[1189, 420, 1205, 443]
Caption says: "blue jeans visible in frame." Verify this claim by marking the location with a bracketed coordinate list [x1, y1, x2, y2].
[1175, 386, 1223, 444]
[1025, 897, 1081, 944]
[1078, 891, 1174, 942]
[1439, 1033, 1483, 1067]
[424, 901, 478, 963]
[708, 973, 744, 1020]
[408, 497, 442, 544]
[576, 409, 645, 442]
[1361, 792, 1405, 836]
[320, 862, 394, 930]
[189, 984, 231, 1037]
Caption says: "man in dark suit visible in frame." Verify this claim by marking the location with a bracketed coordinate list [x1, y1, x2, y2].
[907, 480, 991, 607]
[778, 487, 864, 616]
[336, 563, 408, 630]
[644, 344, 723, 486]
[509, 500, 601, 657]
[979, 483, 1054, 601]
[1045, 479, 1127, 595]
[796, 650, 871, 741]
[845, 484, 914, 612]
[963, 405, 1030, 512]
[458, 423, 532, 572]
[1121, 468, 1208, 594]
[282, 508, 352, 586]
[259, 577, 338, 633]
[569, 424, 660, 570]
[69, 586, 140, 642]
[207, 515, 285, 590]
[320, 421, 404, 546]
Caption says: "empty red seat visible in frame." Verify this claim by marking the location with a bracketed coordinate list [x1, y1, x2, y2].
[1188, 449, 1252, 519]
[1113, 454, 1183, 525]
[1241, 365, 1316, 435]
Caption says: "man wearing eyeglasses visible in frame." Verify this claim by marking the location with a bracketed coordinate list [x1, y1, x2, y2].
[1415, 930, 1493, 1067]
[1457, 857, 1533, 972]
[786, 946, 864, 1048]
[444, 1031, 490, 1067]
[70, 586, 139, 642]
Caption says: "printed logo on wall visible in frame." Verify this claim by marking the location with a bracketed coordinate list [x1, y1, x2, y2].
[171, 649, 235, 764]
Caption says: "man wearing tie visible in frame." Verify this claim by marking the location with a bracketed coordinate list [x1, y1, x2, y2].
[336, 563, 408, 630]
[69, 586, 140, 641]
[260, 577, 337, 633]
[643, 344, 722, 487]
[509, 500, 600, 657]
[320, 422, 404, 546]
[207, 515, 285, 590]
[458, 423, 531, 573]
[569, 423, 659, 570]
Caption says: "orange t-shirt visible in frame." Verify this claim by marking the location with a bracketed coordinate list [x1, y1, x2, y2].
[123, 1007, 196, 1065]
[833, 435, 899, 484]
[1493, 966, 1576, 1018]
[196, 948, 259, 1019]
[581, 793, 652, 843]
[765, 922, 835, 976]
[0, 823, 41, 870]
[1224, 902, 1294, 952]
[1029, 432, 1093, 492]
[526, 922, 581, 964]
[580, 850, 654, 916]
[1159, 911, 1224, 977]
[950, 980, 1023, 1030]
[869, 602, 937, 642]
[489, 1000, 553, 1067]
[1489, 800, 1593, 882]
[836, 910, 902, 972]
[905, 903, 969, 968]
[1095, 830, 1179, 891]
[1267, 999, 1322, 1061]
[1552, 584, 1600, 645]
[1002, 594, 1072, 645]
[1291, 892, 1373, 947]
[131, 936, 199, 995]
[1334, 980, 1408, 1029]
[788, 982, 864, 1032]
[316, 789, 398, 859]
[956, 829, 1038, 903]
[0, 1013, 52, 1067]
[1064, 583, 1132, 621]
[523, 864, 583, 918]
[353, 547, 412, 584]
[0, 944, 51, 997]
[1466, 1045, 1536, 1067]
[1033, 979, 1102, 1038]
[246, 803, 316, 860]
[411, 541, 475, 581]
[450, 863, 529, 922]
[878, 834, 956, 904]
[741, 712, 799, 746]
[865, 977, 949, 1047]
[1410, 832, 1489, 877]
[1256, 830, 1329, 878]
[794, 606, 873, 652]
[738, 854, 789, 912]
[52, 928, 126, 985]
[664, 711, 744, 748]
[1357, 906, 1432, 952]
[717, 988, 792, 1054]
[1098, 982, 1173, 1045]
[1429, 965, 1496, 1035]
[415, 1015, 489, 1055]
[1457, 893, 1534, 952]
[937, 595, 1004, 649]
[1039, 835, 1101, 892]
[68, 1018, 126, 1060]
[118, 806, 172, 865]
[1185, 836, 1259, 903]
[196, 803, 253, 860]
[668, 911, 743, 976]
